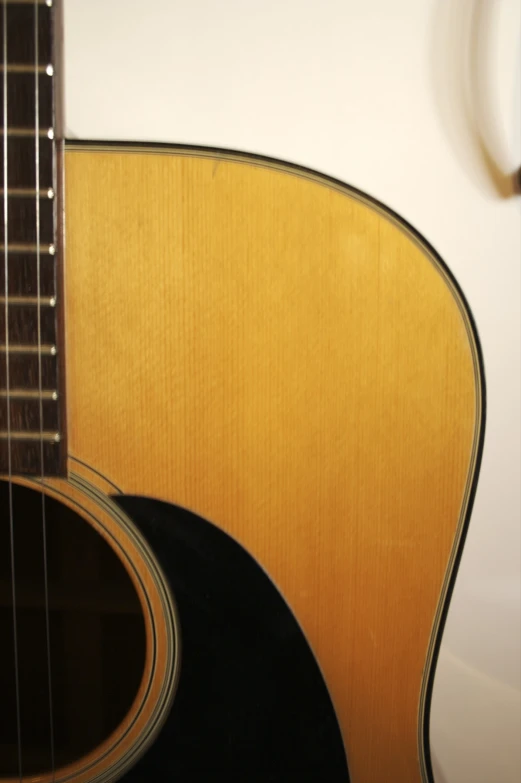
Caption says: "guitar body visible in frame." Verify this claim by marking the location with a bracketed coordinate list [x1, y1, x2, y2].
[45, 143, 480, 782]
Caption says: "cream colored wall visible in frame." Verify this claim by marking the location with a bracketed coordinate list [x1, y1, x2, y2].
[63, 1, 521, 781]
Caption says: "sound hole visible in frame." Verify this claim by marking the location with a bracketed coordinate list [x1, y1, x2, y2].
[0, 481, 146, 777]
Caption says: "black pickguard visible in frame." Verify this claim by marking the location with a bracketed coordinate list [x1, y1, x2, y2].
[115, 496, 350, 783]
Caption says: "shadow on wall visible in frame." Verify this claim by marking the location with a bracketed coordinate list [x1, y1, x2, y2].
[431, 755, 450, 783]
[430, 0, 520, 199]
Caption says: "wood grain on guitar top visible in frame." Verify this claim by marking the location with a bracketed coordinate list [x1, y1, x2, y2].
[64, 145, 482, 783]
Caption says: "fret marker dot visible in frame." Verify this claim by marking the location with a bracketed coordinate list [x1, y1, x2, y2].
[52, 392, 58, 401]
[47, 128, 54, 140]
[49, 245, 55, 256]
[50, 297, 57, 307]
[47, 188, 54, 199]
[50, 347, 57, 356]
[46, 65, 54, 77]
[46, 0, 53, 7]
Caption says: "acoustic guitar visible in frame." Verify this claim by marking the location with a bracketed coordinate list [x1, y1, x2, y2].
[0, 2, 485, 782]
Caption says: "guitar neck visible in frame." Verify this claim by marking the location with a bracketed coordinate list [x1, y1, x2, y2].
[0, 0, 66, 476]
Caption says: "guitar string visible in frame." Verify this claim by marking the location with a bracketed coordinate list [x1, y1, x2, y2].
[34, 0, 56, 778]
[2, 1, 23, 780]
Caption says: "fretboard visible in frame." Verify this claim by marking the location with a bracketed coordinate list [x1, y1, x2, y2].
[0, 0, 65, 476]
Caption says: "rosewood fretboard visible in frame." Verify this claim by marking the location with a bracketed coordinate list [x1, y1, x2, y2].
[0, 0, 65, 476]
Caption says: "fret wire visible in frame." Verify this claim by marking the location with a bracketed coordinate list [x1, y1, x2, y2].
[0, 295, 56, 306]
[0, 344, 57, 355]
[3, 242, 55, 253]
[0, 188, 54, 197]
[4, 1, 52, 5]
[0, 430, 59, 442]
[0, 128, 53, 137]
[0, 64, 50, 74]
[0, 388, 57, 400]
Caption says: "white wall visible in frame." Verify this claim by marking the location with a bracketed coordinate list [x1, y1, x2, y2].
[63, 1, 521, 781]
